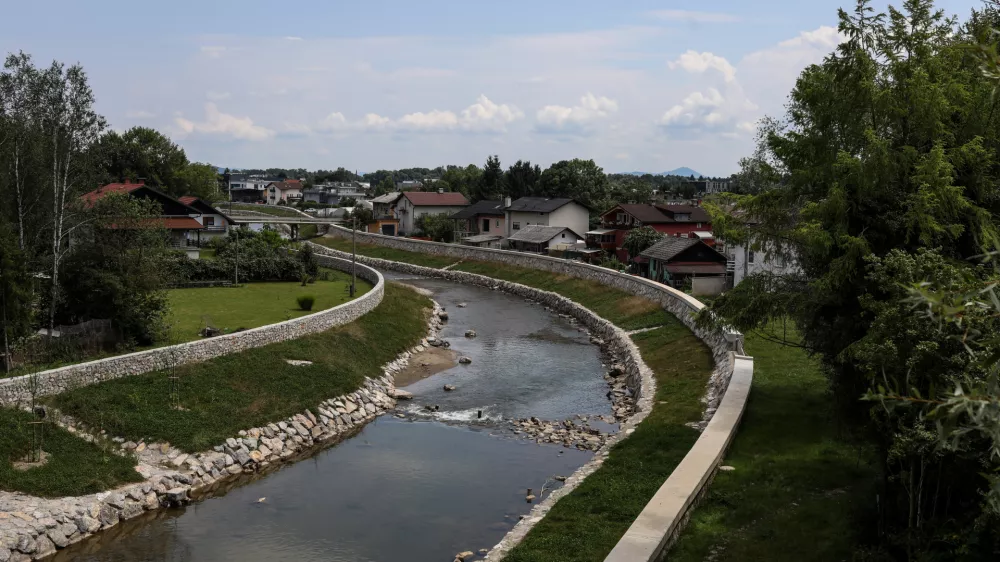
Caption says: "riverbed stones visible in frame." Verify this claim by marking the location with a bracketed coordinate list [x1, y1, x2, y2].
[458, 356, 472, 364]
[443, 384, 456, 392]
[391, 389, 413, 400]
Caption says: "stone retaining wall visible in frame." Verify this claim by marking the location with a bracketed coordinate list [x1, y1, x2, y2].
[0, 255, 384, 407]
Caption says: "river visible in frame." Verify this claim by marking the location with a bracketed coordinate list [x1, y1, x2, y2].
[58, 272, 613, 562]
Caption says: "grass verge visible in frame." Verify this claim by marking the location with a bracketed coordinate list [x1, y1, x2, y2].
[165, 269, 368, 342]
[503, 325, 714, 561]
[668, 329, 876, 561]
[313, 236, 670, 330]
[0, 408, 142, 497]
[50, 283, 430, 453]
[312, 237, 461, 269]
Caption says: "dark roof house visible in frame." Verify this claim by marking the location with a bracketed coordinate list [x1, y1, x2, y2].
[401, 192, 469, 206]
[639, 237, 728, 277]
[450, 200, 503, 220]
[505, 197, 579, 213]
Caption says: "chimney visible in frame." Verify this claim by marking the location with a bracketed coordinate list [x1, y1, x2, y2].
[504, 196, 511, 208]
[438, 188, 444, 194]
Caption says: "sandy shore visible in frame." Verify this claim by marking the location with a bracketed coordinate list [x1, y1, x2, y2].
[395, 346, 458, 387]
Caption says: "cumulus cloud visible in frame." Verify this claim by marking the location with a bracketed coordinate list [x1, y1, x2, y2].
[173, 103, 274, 141]
[648, 10, 740, 23]
[659, 88, 757, 135]
[668, 51, 737, 82]
[535, 93, 618, 135]
[312, 95, 523, 134]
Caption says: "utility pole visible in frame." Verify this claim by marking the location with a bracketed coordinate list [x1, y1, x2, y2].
[350, 215, 357, 297]
[235, 228, 240, 286]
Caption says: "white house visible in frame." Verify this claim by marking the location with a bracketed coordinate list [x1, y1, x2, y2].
[730, 242, 800, 286]
[266, 179, 303, 205]
[228, 173, 281, 202]
[178, 196, 232, 243]
[506, 224, 584, 253]
[504, 197, 590, 241]
[393, 191, 470, 234]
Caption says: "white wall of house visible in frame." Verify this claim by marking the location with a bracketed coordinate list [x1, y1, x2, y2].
[731, 243, 800, 285]
[505, 202, 589, 238]
[545, 230, 584, 249]
[192, 212, 229, 241]
[396, 199, 468, 234]
[267, 186, 302, 205]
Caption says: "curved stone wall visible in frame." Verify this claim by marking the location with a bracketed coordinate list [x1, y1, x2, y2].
[0, 254, 384, 407]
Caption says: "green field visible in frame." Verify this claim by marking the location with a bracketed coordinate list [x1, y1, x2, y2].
[165, 269, 369, 342]
[0, 408, 142, 497]
[51, 283, 431, 453]
[668, 328, 876, 561]
[313, 237, 459, 269]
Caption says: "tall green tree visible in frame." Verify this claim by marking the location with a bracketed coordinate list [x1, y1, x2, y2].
[622, 226, 663, 261]
[537, 159, 608, 207]
[94, 127, 186, 190]
[474, 155, 503, 201]
[0, 225, 33, 372]
[503, 160, 541, 200]
[704, 0, 1000, 555]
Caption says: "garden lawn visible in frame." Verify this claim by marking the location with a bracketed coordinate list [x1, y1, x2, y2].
[0, 408, 142, 497]
[313, 237, 460, 269]
[165, 269, 368, 343]
[503, 324, 714, 562]
[668, 329, 876, 561]
[50, 283, 430, 452]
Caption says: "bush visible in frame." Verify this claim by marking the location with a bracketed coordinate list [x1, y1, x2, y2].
[296, 295, 316, 311]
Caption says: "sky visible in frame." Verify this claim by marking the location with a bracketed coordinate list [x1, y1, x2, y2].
[0, 0, 984, 176]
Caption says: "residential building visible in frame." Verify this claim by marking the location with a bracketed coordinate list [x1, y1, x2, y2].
[506, 224, 584, 253]
[593, 203, 713, 262]
[504, 197, 590, 241]
[685, 179, 730, 194]
[228, 173, 281, 202]
[396, 180, 424, 191]
[729, 242, 800, 286]
[79, 180, 206, 258]
[450, 200, 504, 243]
[266, 179, 303, 205]
[178, 196, 233, 242]
[639, 237, 729, 296]
[367, 192, 402, 235]
[394, 192, 469, 235]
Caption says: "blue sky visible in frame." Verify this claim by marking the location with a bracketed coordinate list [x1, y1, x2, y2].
[0, 0, 983, 175]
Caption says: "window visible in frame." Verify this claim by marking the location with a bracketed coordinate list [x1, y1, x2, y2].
[482, 218, 490, 233]
[697, 222, 702, 228]
[205, 216, 215, 226]
[617, 212, 624, 223]
[513, 222, 520, 231]
[495, 219, 500, 227]
[560, 232, 565, 238]
[748, 250, 755, 264]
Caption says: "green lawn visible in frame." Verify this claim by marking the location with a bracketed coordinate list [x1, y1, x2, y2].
[225, 203, 303, 217]
[165, 269, 369, 342]
[298, 223, 319, 239]
[504, 325, 714, 561]
[668, 328, 876, 561]
[0, 408, 142, 497]
[50, 283, 431, 452]
[313, 237, 460, 269]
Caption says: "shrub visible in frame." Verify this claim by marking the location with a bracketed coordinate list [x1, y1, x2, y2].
[296, 295, 316, 311]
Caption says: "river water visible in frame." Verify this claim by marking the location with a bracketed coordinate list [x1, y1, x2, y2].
[59, 272, 612, 562]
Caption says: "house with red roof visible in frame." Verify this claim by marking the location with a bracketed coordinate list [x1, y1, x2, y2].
[591, 203, 713, 262]
[79, 180, 228, 258]
[392, 191, 470, 235]
[265, 179, 303, 205]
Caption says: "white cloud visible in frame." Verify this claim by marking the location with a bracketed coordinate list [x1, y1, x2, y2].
[125, 110, 155, 119]
[648, 10, 740, 23]
[284, 36, 303, 41]
[668, 51, 737, 83]
[206, 91, 231, 101]
[312, 95, 522, 134]
[659, 88, 757, 135]
[535, 93, 618, 134]
[173, 103, 274, 141]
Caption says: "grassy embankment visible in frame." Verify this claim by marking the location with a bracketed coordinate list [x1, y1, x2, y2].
[225, 203, 304, 217]
[669, 329, 876, 561]
[313, 237, 458, 269]
[165, 269, 367, 342]
[49, 283, 430, 453]
[0, 408, 143, 497]
[313, 235, 715, 560]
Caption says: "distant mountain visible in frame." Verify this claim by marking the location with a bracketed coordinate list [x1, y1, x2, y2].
[662, 167, 702, 177]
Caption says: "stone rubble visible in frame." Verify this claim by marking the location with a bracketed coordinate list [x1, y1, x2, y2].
[0, 299, 446, 561]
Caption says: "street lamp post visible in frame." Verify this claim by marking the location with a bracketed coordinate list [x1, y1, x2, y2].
[350, 215, 357, 297]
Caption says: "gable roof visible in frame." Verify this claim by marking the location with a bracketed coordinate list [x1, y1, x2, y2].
[508, 224, 581, 244]
[401, 191, 469, 206]
[268, 179, 302, 191]
[607, 204, 672, 224]
[506, 197, 582, 213]
[640, 237, 727, 262]
[653, 204, 712, 223]
[178, 196, 235, 223]
[79, 181, 146, 206]
[450, 200, 503, 219]
[371, 192, 402, 204]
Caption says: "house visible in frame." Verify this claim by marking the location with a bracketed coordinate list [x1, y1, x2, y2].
[728, 242, 800, 286]
[506, 224, 584, 254]
[228, 173, 281, 203]
[639, 237, 728, 296]
[79, 180, 206, 258]
[685, 179, 730, 194]
[594, 203, 713, 262]
[366, 192, 402, 235]
[396, 180, 424, 191]
[450, 200, 504, 241]
[394, 191, 469, 235]
[504, 197, 590, 242]
[266, 179, 303, 205]
[178, 196, 233, 242]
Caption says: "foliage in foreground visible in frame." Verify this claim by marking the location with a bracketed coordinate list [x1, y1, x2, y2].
[0, 408, 142, 497]
[50, 283, 430, 452]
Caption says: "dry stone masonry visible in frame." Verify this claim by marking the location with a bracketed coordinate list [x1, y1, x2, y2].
[0, 298, 446, 561]
[0, 254, 384, 408]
